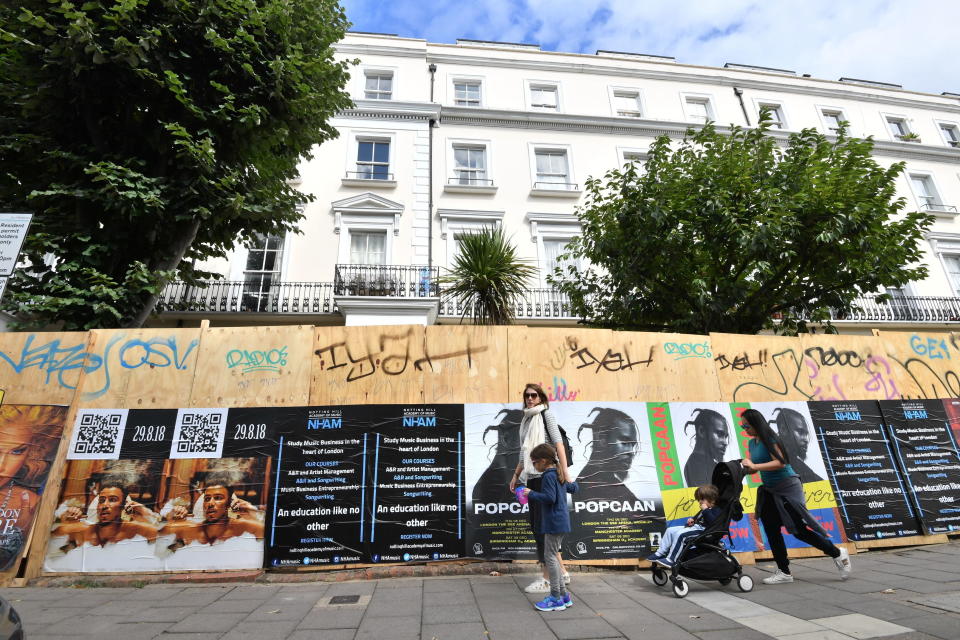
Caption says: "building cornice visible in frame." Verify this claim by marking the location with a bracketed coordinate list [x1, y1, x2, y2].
[342, 100, 440, 121]
[425, 52, 960, 114]
[337, 43, 427, 59]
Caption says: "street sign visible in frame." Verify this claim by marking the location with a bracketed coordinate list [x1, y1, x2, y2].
[0, 212, 32, 277]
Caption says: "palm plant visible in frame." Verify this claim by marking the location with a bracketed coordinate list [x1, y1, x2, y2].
[440, 227, 536, 325]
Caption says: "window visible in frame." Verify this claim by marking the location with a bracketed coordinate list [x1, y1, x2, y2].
[821, 109, 844, 133]
[242, 234, 283, 312]
[454, 81, 482, 107]
[757, 102, 785, 128]
[944, 256, 960, 295]
[909, 174, 941, 211]
[684, 96, 713, 124]
[349, 231, 386, 265]
[364, 72, 393, 100]
[356, 139, 390, 180]
[530, 84, 559, 111]
[886, 116, 913, 139]
[452, 145, 487, 185]
[939, 123, 960, 147]
[542, 238, 579, 281]
[534, 149, 570, 188]
[612, 90, 642, 117]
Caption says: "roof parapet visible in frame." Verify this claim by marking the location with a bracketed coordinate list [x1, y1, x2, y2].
[595, 49, 676, 62]
[839, 77, 903, 89]
[724, 62, 796, 75]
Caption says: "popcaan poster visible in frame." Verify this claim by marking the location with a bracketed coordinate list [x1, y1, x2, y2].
[880, 400, 960, 535]
[810, 400, 920, 541]
[45, 407, 280, 573]
[0, 404, 68, 572]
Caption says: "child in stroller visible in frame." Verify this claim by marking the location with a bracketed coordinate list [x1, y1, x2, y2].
[647, 484, 723, 567]
[650, 460, 755, 598]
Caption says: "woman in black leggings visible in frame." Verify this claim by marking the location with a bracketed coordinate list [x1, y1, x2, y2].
[740, 409, 851, 584]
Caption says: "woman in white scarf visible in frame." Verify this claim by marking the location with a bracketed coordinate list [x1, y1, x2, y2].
[509, 383, 570, 593]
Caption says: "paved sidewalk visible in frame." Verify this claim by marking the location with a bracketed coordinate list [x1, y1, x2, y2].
[5, 542, 960, 640]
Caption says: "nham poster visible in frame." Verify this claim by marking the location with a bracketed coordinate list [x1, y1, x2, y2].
[810, 400, 920, 541]
[880, 400, 960, 535]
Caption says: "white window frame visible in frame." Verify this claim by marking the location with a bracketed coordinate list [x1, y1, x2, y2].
[617, 146, 648, 169]
[526, 213, 583, 287]
[935, 120, 960, 148]
[229, 230, 292, 286]
[680, 92, 716, 124]
[607, 86, 645, 118]
[927, 232, 960, 296]
[908, 172, 947, 214]
[447, 138, 492, 187]
[817, 105, 849, 135]
[525, 80, 562, 112]
[437, 209, 504, 268]
[752, 98, 788, 129]
[450, 76, 484, 108]
[882, 112, 915, 141]
[362, 68, 395, 101]
[529, 143, 576, 192]
[331, 193, 404, 265]
[345, 129, 397, 183]
[348, 229, 388, 266]
[339, 220, 395, 265]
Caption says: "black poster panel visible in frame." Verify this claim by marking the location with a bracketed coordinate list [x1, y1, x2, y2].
[880, 400, 960, 535]
[265, 407, 368, 568]
[222, 407, 295, 458]
[809, 400, 920, 541]
[120, 409, 177, 459]
[367, 405, 465, 563]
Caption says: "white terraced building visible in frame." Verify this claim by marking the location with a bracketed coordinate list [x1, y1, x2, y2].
[157, 32, 960, 333]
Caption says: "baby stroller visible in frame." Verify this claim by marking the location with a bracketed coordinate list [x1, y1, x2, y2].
[651, 460, 755, 598]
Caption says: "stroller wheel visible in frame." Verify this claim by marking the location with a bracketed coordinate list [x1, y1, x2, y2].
[737, 574, 754, 592]
[672, 579, 689, 598]
[718, 577, 732, 586]
[651, 566, 668, 586]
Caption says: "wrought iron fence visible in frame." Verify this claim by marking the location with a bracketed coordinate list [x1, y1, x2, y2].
[159, 281, 336, 314]
[437, 288, 578, 320]
[834, 296, 960, 322]
[333, 264, 440, 297]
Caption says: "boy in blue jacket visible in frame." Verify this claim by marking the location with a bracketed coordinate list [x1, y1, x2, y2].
[523, 443, 579, 611]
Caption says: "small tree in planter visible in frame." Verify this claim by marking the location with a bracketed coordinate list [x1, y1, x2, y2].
[440, 227, 536, 325]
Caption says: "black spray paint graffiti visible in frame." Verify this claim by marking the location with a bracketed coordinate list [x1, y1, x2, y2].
[885, 333, 960, 399]
[714, 350, 768, 371]
[725, 347, 900, 402]
[315, 329, 489, 382]
[564, 336, 654, 373]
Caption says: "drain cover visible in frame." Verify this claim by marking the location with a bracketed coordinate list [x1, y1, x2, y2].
[329, 595, 361, 605]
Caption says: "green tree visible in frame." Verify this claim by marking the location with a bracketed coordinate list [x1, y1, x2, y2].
[553, 118, 934, 334]
[440, 227, 536, 325]
[0, 0, 353, 329]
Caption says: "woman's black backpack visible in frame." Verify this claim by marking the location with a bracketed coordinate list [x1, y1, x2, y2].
[557, 425, 574, 467]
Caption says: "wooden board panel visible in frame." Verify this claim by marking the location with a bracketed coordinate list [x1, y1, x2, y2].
[797, 334, 902, 402]
[310, 325, 427, 405]
[711, 333, 808, 402]
[422, 325, 509, 403]
[631, 332, 722, 401]
[0, 331, 89, 405]
[873, 330, 960, 399]
[188, 325, 313, 407]
[856, 533, 947, 550]
[76, 328, 202, 409]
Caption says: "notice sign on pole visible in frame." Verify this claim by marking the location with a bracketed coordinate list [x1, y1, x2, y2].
[0, 212, 32, 276]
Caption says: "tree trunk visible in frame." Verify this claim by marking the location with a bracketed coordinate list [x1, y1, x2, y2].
[124, 218, 202, 328]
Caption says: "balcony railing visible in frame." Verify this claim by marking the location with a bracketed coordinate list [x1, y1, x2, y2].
[920, 202, 958, 214]
[334, 264, 439, 297]
[159, 281, 336, 314]
[343, 170, 394, 181]
[831, 295, 960, 323]
[438, 288, 578, 320]
[447, 177, 494, 187]
[532, 181, 580, 191]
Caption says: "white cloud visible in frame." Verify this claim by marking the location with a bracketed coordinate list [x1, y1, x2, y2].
[342, 0, 960, 95]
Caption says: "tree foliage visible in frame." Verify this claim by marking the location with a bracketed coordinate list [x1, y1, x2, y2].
[0, 0, 353, 329]
[553, 117, 934, 334]
[440, 227, 536, 325]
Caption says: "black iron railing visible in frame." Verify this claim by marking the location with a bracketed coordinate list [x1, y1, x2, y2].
[921, 202, 958, 214]
[159, 281, 336, 314]
[344, 170, 394, 181]
[334, 264, 440, 297]
[833, 296, 960, 322]
[447, 176, 494, 187]
[532, 181, 580, 191]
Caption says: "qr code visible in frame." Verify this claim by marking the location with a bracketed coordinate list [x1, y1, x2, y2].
[171, 409, 227, 459]
[68, 409, 128, 460]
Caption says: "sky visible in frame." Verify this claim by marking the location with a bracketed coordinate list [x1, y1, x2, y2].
[340, 0, 960, 96]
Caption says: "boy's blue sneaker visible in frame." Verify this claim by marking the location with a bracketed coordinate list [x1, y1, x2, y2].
[534, 596, 565, 612]
[645, 552, 663, 561]
[561, 593, 573, 609]
[655, 557, 674, 568]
